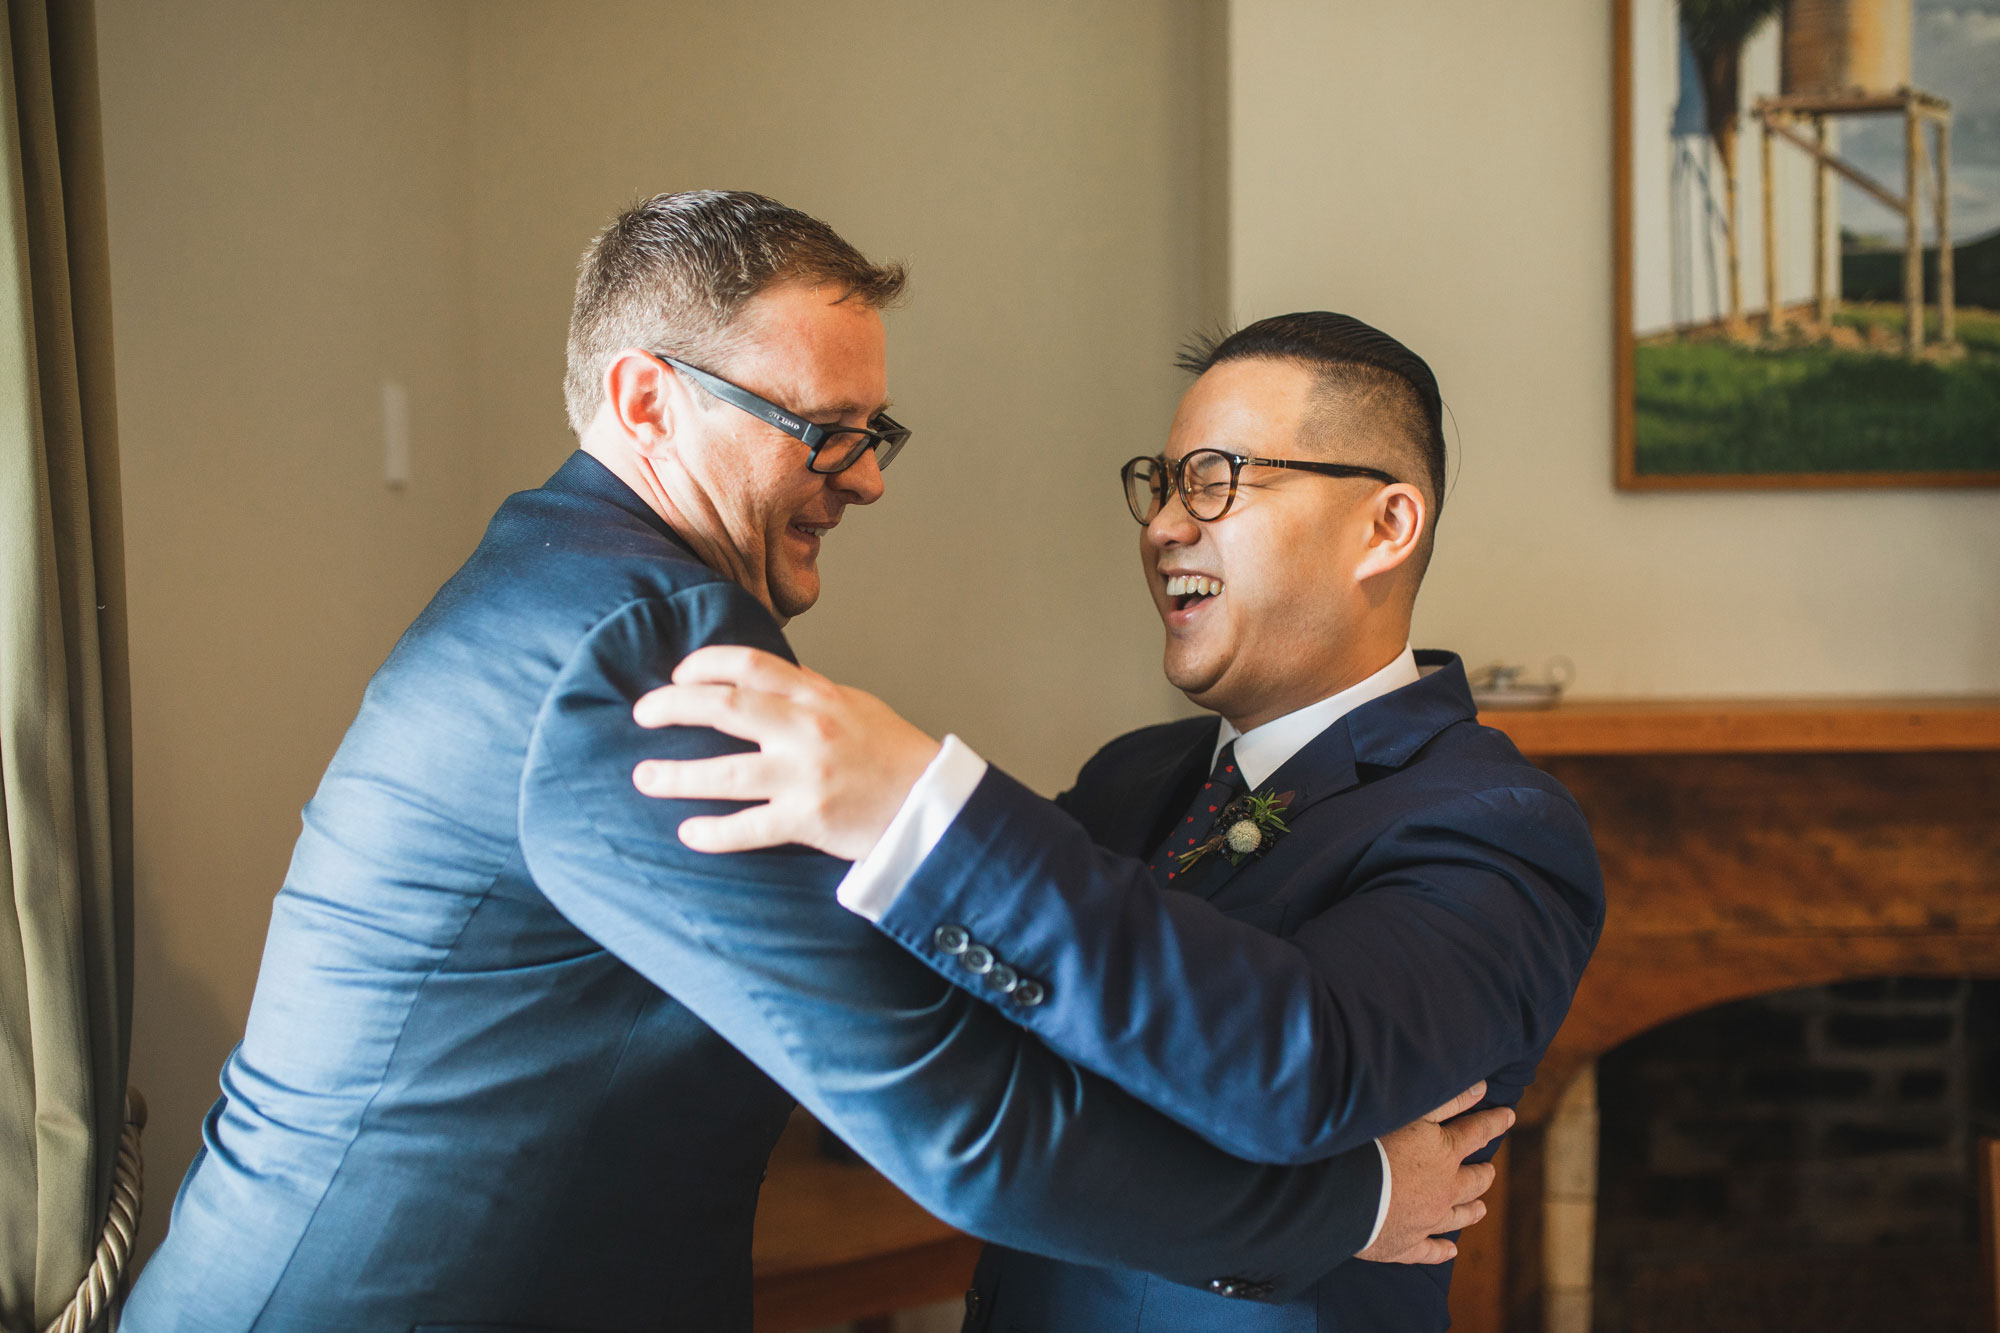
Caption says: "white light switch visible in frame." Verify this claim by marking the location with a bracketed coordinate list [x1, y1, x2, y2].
[383, 380, 410, 489]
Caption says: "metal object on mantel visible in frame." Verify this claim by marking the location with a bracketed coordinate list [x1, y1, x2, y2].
[1468, 658, 1573, 711]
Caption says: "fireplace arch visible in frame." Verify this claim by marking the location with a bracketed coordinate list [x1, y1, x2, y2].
[1587, 976, 1999, 1333]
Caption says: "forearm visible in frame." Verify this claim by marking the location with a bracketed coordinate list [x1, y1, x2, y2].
[866, 765, 1382, 1162]
[862, 765, 1598, 1163]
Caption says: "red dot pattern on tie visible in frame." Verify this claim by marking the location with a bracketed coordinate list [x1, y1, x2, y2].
[1148, 753, 1243, 889]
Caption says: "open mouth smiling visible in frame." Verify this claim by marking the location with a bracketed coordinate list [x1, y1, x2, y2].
[1165, 573, 1223, 612]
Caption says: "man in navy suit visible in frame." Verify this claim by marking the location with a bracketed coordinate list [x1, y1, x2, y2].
[126, 197, 1506, 1332]
[632, 312, 1605, 1330]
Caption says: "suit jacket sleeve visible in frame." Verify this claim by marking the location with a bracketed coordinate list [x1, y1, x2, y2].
[516, 585, 1385, 1297]
[871, 762, 1604, 1164]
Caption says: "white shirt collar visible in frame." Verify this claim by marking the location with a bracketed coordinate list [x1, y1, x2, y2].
[1211, 646, 1422, 789]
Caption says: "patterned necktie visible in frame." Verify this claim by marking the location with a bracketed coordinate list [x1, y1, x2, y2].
[1147, 741, 1247, 891]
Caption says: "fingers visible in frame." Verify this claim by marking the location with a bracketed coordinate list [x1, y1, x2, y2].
[1452, 1160, 1498, 1207]
[676, 805, 793, 854]
[671, 645, 808, 694]
[1370, 1198, 1488, 1266]
[1449, 1198, 1488, 1232]
[1446, 1106, 1516, 1159]
[1379, 1236, 1458, 1265]
[632, 682, 793, 739]
[1423, 1081, 1488, 1123]
[632, 752, 778, 801]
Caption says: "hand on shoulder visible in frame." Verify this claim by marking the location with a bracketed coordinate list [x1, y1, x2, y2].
[631, 645, 940, 861]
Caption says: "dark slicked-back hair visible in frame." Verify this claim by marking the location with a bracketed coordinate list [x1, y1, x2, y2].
[1178, 312, 1448, 531]
[564, 190, 907, 434]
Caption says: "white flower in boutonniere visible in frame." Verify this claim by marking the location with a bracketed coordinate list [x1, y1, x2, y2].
[1177, 787, 1295, 872]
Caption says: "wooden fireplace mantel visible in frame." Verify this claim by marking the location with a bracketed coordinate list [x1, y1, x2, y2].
[1452, 695, 2000, 1333]
[1479, 696, 2000, 757]
[1480, 695, 2000, 1121]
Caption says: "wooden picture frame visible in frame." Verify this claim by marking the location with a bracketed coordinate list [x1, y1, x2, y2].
[1613, 0, 2000, 491]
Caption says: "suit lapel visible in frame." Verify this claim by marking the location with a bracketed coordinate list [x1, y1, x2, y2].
[1179, 720, 1362, 901]
[1137, 729, 1222, 861]
[1176, 653, 1480, 903]
[1066, 721, 1218, 861]
[1076, 654, 1479, 902]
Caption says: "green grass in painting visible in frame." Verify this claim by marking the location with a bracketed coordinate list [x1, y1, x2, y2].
[1633, 304, 2000, 476]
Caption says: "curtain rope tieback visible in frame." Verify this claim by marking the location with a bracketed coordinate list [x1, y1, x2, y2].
[42, 1089, 145, 1333]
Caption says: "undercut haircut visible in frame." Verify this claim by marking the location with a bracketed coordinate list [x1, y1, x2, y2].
[1177, 312, 1449, 548]
[563, 190, 907, 435]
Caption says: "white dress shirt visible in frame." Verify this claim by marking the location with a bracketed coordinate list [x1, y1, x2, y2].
[836, 645, 1423, 1251]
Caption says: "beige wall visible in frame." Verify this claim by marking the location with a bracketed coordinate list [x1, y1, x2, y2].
[1229, 0, 2000, 695]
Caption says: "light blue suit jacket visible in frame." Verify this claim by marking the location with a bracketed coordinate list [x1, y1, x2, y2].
[125, 453, 1384, 1332]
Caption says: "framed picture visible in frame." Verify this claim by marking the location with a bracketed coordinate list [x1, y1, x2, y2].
[1615, 0, 2000, 489]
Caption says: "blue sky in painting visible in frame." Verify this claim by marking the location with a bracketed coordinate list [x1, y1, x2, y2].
[1840, 0, 2000, 244]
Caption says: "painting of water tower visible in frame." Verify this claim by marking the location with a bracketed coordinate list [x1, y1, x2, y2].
[1618, 0, 2000, 487]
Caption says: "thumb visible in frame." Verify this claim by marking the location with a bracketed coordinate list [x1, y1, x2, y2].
[1445, 1105, 1517, 1160]
[1423, 1081, 1488, 1124]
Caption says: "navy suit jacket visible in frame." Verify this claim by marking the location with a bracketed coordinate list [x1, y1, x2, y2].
[126, 454, 1389, 1333]
[865, 658, 1605, 1330]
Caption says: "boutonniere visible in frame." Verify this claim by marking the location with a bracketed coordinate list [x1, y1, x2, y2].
[1177, 787, 1295, 872]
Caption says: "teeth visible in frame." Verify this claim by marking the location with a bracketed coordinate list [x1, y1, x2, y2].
[1166, 575, 1222, 598]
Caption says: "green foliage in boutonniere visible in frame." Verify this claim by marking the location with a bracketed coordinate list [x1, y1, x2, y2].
[1177, 787, 1295, 873]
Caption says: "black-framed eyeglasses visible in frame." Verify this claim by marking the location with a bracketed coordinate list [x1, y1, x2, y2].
[648, 352, 912, 475]
[1121, 449, 1402, 525]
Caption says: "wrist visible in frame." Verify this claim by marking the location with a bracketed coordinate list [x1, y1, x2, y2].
[834, 735, 989, 920]
[851, 734, 941, 861]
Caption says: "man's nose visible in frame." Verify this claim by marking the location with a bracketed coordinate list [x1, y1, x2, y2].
[831, 446, 886, 505]
[1144, 487, 1199, 547]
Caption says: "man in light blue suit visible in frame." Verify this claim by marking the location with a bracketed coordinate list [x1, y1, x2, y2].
[125, 193, 1504, 1332]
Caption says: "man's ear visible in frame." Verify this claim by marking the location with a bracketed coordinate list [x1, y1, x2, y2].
[602, 349, 679, 458]
[1353, 483, 1426, 584]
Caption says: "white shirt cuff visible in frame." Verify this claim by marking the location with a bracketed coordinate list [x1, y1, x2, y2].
[1364, 1138, 1391, 1253]
[835, 734, 989, 922]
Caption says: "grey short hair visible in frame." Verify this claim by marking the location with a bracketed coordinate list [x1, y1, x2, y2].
[563, 190, 907, 434]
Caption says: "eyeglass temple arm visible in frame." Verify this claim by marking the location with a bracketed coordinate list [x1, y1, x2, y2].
[649, 353, 828, 448]
[668, 358, 903, 449]
[1252, 457, 1403, 486]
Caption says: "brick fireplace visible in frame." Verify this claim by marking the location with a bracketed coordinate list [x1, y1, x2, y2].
[1592, 977, 1999, 1332]
[1452, 699, 2000, 1333]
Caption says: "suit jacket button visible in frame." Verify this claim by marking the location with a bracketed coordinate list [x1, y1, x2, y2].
[960, 943, 995, 975]
[1012, 978, 1047, 1007]
[987, 962, 1019, 993]
[1208, 1278, 1240, 1297]
[934, 924, 970, 955]
[964, 1288, 984, 1321]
